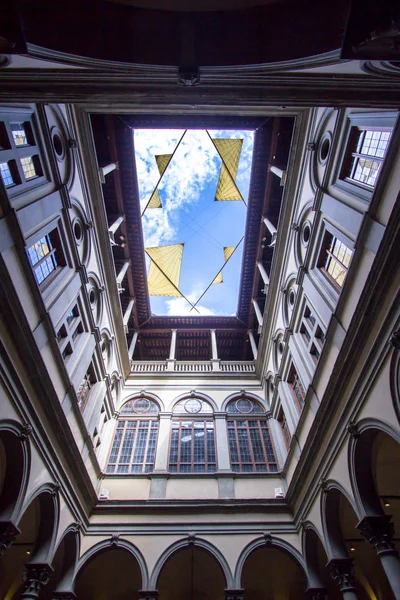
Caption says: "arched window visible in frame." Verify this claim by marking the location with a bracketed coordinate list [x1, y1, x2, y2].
[169, 397, 216, 473]
[106, 397, 159, 474]
[226, 397, 277, 473]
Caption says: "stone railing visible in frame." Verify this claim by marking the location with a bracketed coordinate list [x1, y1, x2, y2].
[131, 360, 255, 374]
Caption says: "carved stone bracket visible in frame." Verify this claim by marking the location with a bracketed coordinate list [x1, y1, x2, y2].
[22, 563, 54, 599]
[225, 589, 245, 600]
[320, 479, 328, 493]
[327, 558, 356, 592]
[110, 534, 120, 547]
[263, 532, 273, 546]
[188, 533, 196, 545]
[357, 515, 396, 555]
[19, 423, 33, 440]
[390, 329, 400, 350]
[347, 420, 360, 439]
[178, 68, 200, 87]
[0, 521, 20, 555]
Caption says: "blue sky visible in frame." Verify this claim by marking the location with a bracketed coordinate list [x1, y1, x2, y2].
[134, 129, 254, 316]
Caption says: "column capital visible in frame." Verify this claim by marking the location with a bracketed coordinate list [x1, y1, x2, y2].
[305, 589, 328, 600]
[22, 563, 54, 599]
[357, 514, 396, 554]
[225, 589, 245, 600]
[138, 591, 159, 600]
[52, 593, 78, 600]
[0, 520, 20, 555]
[327, 558, 356, 593]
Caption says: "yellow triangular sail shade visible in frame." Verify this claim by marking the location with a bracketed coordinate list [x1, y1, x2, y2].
[224, 246, 236, 262]
[155, 154, 172, 177]
[146, 244, 184, 297]
[212, 272, 223, 284]
[147, 189, 162, 209]
[213, 138, 243, 201]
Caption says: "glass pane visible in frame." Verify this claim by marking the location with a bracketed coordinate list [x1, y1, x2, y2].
[0, 162, 14, 187]
[11, 123, 28, 146]
[21, 156, 37, 180]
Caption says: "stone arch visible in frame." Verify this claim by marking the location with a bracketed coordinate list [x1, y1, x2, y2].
[75, 537, 149, 590]
[301, 521, 344, 598]
[118, 390, 164, 413]
[45, 522, 81, 596]
[348, 418, 400, 518]
[234, 534, 308, 589]
[320, 480, 360, 560]
[150, 536, 233, 590]
[171, 391, 218, 412]
[222, 391, 267, 412]
[390, 338, 400, 424]
[18, 482, 60, 564]
[0, 419, 31, 524]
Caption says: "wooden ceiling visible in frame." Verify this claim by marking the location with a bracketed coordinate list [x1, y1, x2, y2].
[90, 113, 293, 361]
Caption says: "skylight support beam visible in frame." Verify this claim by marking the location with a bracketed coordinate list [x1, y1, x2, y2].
[257, 261, 270, 289]
[108, 215, 125, 247]
[268, 164, 287, 186]
[116, 260, 131, 290]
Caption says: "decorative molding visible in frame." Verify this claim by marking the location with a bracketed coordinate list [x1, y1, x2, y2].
[263, 532, 273, 546]
[390, 329, 400, 350]
[347, 420, 360, 439]
[19, 423, 33, 440]
[0, 521, 21, 556]
[22, 563, 54, 597]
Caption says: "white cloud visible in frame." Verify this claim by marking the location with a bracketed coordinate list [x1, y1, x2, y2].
[164, 283, 230, 317]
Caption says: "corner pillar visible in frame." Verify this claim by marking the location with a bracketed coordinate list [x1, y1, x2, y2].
[167, 329, 177, 371]
[357, 515, 400, 600]
[327, 558, 359, 600]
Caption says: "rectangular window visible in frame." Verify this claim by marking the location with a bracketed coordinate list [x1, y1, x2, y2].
[227, 419, 277, 473]
[27, 228, 65, 287]
[319, 231, 353, 289]
[77, 362, 96, 411]
[0, 112, 45, 196]
[57, 303, 84, 362]
[278, 409, 291, 450]
[106, 419, 159, 474]
[288, 365, 305, 412]
[343, 128, 392, 188]
[169, 420, 216, 473]
[300, 303, 325, 364]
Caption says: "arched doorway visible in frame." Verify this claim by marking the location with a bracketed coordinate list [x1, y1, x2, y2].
[74, 546, 142, 600]
[303, 526, 341, 599]
[0, 487, 58, 599]
[323, 486, 394, 599]
[157, 545, 226, 600]
[41, 527, 80, 599]
[241, 542, 307, 599]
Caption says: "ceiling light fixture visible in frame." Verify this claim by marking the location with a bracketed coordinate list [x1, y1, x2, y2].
[350, 546, 355, 552]
[384, 499, 390, 507]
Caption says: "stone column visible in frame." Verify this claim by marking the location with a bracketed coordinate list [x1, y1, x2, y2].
[263, 216, 277, 242]
[123, 297, 136, 332]
[108, 214, 125, 235]
[214, 413, 231, 472]
[225, 590, 244, 600]
[116, 260, 130, 289]
[167, 329, 177, 371]
[268, 164, 286, 185]
[128, 330, 139, 360]
[21, 563, 54, 600]
[0, 520, 20, 555]
[248, 330, 258, 360]
[153, 413, 172, 472]
[357, 515, 400, 600]
[99, 162, 118, 183]
[327, 558, 359, 600]
[210, 329, 220, 371]
[252, 298, 263, 332]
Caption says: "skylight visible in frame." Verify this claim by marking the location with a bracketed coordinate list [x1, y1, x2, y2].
[134, 129, 254, 316]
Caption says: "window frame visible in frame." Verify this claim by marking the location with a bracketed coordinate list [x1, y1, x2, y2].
[278, 408, 292, 450]
[0, 109, 47, 198]
[226, 398, 278, 474]
[106, 398, 160, 475]
[332, 111, 397, 203]
[317, 228, 353, 292]
[298, 299, 326, 366]
[287, 364, 306, 413]
[56, 297, 86, 364]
